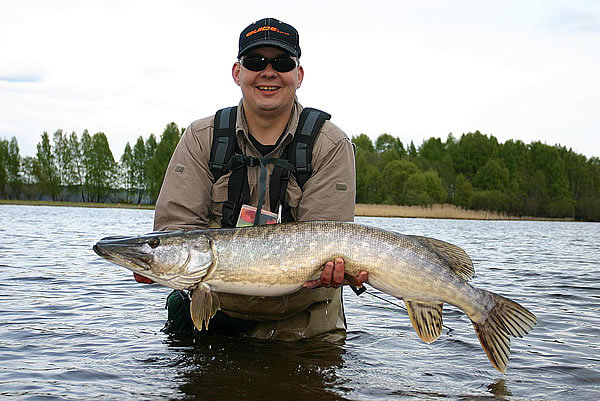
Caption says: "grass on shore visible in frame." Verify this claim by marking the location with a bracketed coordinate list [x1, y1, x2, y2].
[1, 199, 572, 221]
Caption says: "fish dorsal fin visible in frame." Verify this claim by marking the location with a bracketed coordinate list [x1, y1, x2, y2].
[190, 283, 221, 331]
[405, 300, 444, 343]
[408, 235, 475, 281]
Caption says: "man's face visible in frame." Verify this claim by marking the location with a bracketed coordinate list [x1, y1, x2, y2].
[232, 46, 304, 117]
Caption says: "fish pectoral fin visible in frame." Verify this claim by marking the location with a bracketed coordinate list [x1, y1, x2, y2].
[190, 283, 221, 331]
[405, 300, 444, 343]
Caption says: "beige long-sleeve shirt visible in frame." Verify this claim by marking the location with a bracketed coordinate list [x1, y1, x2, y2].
[154, 98, 355, 231]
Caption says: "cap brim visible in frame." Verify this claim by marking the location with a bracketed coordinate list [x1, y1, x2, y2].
[238, 39, 299, 58]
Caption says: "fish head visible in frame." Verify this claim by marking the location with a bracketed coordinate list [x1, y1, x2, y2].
[93, 231, 214, 289]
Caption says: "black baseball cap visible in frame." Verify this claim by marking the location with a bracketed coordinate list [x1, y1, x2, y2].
[238, 18, 301, 58]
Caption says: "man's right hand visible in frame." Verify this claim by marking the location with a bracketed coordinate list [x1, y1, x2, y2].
[133, 272, 154, 284]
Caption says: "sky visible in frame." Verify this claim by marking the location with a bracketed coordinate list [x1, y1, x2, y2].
[1, 0, 599, 160]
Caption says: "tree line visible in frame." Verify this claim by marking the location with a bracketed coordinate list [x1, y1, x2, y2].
[353, 132, 600, 221]
[0, 123, 182, 204]
[1, 126, 599, 221]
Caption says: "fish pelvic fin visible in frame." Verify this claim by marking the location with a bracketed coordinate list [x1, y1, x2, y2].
[408, 236, 474, 281]
[405, 300, 444, 343]
[473, 294, 537, 373]
[190, 283, 221, 331]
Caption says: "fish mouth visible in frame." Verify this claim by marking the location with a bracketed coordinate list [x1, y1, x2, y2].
[93, 236, 153, 272]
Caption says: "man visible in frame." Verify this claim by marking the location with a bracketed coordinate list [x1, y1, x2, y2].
[142, 18, 367, 342]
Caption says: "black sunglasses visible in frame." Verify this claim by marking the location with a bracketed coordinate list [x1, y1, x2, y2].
[240, 55, 298, 73]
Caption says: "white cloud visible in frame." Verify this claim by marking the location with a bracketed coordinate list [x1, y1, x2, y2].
[1, 0, 599, 159]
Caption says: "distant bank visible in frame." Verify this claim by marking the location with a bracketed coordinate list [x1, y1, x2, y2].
[1, 200, 575, 221]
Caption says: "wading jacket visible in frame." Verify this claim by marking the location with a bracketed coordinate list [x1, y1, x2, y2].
[154, 98, 356, 341]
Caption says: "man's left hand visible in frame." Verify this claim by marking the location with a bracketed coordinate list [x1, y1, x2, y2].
[302, 257, 368, 289]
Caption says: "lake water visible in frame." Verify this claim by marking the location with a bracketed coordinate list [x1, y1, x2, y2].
[0, 204, 599, 400]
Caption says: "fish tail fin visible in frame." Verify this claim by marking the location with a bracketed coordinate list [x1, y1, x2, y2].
[472, 293, 537, 373]
[190, 283, 221, 331]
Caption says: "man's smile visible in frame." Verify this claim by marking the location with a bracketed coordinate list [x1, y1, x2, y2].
[257, 85, 280, 92]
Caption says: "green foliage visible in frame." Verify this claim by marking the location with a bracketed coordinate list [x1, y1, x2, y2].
[33, 132, 60, 200]
[146, 123, 181, 201]
[403, 173, 431, 206]
[0, 138, 21, 195]
[453, 174, 473, 208]
[3, 123, 600, 221]
[381, 160, 418, 204]
[85, 132, 116, 202]
[452, 131, 500, 180]
[120, 142, 134, 198]
[0, 139, 8, 194]
[473, 159, 509, 191]
[472, 190, 510, 212]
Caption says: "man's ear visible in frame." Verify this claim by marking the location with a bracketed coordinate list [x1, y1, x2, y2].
[297, 65, 304, 89]
[232, 62, 241, 86]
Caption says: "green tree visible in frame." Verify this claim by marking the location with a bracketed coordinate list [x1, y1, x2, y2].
[418, 136, 455, 200]
[80, 130, 93, 201]
[352, 133, 375, 153]
[381, 160, 418, 204]
[33, 132, 60, 200]
[52, 129, 70, 187]
[0, 139, 8, 195]
[403, 172, 431, 206]
[473, 159, 509, 191]
[423, 170, 447, 203]
[85, 132, 116, 202]
[67, 132, 84, 188]
[452, 131, 500, 180]
[453, 174, 473, 208]
[353, 134, 381, 203]
[119, 142, 134, 201]
[408, 140, 417, 159]
[21, 156, 36, 185]
[146, 123, 180, 202]
[376, 133, 405, 164]
[1, 137, 22, 196]
[132, 136, 148, 203]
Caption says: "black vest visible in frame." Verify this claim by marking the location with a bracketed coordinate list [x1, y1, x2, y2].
[209, 106, 331, 227]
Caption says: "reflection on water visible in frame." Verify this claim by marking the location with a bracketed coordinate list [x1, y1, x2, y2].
[165, 335, 346, 400]
[1, 205, 599, 400]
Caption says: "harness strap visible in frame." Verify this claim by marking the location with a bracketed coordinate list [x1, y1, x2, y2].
[210, 106, 238, 182]
[221, 144, 251, 228]
[210, 106, 331, 227]
[288, 107, 331, 189]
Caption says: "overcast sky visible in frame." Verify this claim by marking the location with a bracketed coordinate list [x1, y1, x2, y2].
[1, 0, 599, 160]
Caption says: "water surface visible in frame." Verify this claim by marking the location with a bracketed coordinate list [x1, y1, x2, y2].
[1, 205, 599, 400]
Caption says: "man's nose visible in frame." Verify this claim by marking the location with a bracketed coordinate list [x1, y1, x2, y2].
[260, 63, 277, 76]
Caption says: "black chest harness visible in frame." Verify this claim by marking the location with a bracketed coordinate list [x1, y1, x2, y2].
[209, 106, 331, 227]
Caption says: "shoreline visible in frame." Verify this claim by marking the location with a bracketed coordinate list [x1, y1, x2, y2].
[1, 199, 576, 221]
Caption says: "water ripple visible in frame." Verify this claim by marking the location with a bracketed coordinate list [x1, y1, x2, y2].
[0, 206, 599, 400]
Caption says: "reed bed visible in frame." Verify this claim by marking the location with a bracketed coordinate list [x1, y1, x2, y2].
[354, 203, 572, 221]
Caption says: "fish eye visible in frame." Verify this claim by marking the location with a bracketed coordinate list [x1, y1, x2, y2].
[148, 237, 160, 248]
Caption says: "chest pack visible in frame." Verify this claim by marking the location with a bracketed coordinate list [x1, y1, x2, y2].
[209, 106, 331, 227]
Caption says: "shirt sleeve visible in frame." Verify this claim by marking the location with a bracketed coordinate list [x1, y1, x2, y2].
[153, 122, 214, 231]
[296, 124, 356, 222]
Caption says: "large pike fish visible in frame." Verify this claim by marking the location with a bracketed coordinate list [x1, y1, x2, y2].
[93, 221, 536, 372]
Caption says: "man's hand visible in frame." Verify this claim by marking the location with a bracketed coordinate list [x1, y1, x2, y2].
[133, 272, 154, 284]
[302, 257, 368, 289]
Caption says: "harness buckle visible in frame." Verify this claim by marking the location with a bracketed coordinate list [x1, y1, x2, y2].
[221, 201, 236, 226]
[247, 157, 261, 167]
